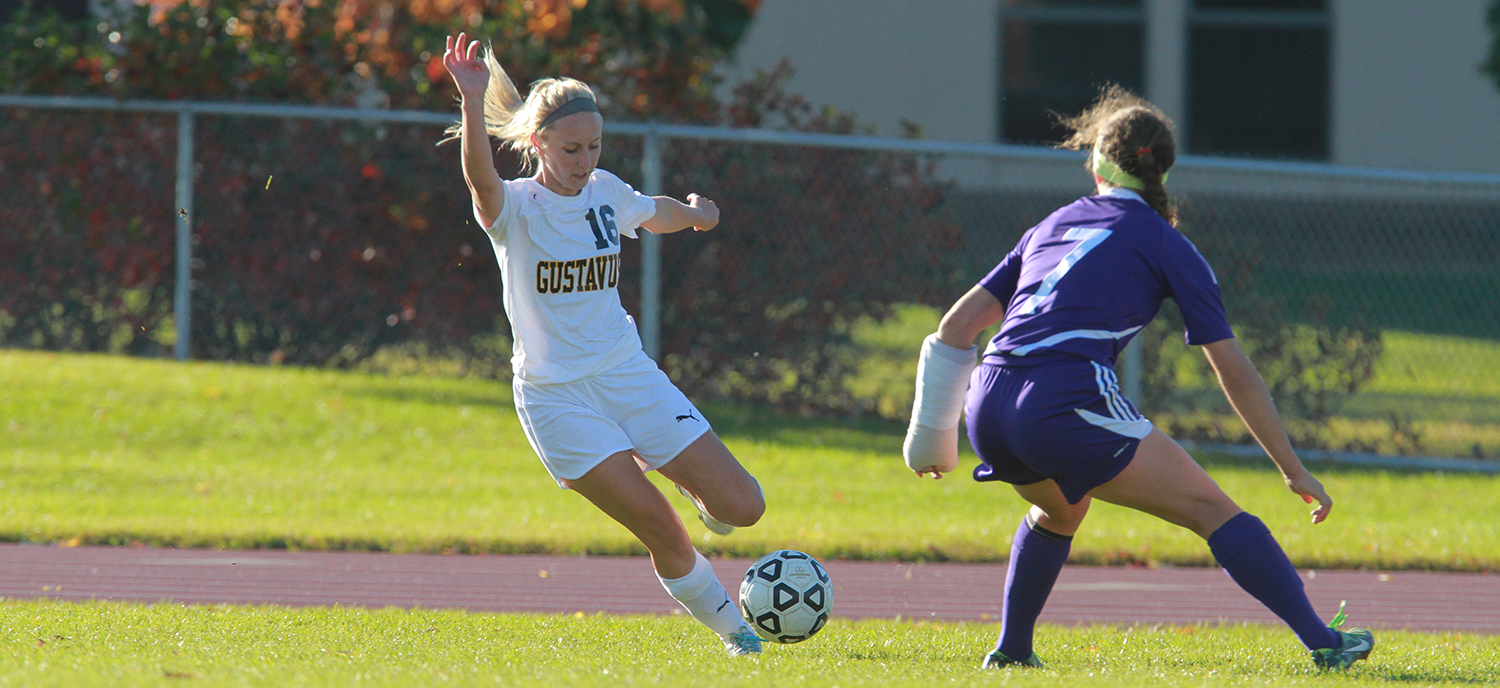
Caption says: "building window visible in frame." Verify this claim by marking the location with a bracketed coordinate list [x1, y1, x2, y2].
[1188, 0, 1330, 159]
[999, 0, 1145, 145]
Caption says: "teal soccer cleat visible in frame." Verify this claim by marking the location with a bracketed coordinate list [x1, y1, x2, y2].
[980, 649, 1044, 669]
[1310, 601, 1375, 670]
[723, 627, 763, 656]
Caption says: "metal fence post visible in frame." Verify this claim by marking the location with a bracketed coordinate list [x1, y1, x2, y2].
[639, 127, 663, 360]
[1145, 0, 1190, 148]
[173, 108, 195, 361]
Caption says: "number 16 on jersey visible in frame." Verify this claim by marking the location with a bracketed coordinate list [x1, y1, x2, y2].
[586, 205, 619, 249]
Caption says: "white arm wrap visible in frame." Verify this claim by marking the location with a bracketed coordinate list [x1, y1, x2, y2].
[904, 333, 976, 473]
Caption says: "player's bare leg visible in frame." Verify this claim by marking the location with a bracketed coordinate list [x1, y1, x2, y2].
[1088, 428, 1357, 662]
[657, 431, 765, 531]
[563, 450, 697, 576]
[563, 449, 760, 654]
[1086, 428, 1240, 537]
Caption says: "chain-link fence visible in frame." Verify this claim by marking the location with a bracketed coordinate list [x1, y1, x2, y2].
[4, 96, 1498, 464]
[926, 155, 1500, 464]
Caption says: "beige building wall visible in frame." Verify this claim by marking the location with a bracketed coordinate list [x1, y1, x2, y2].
[720, 0, 999, 143]
[1331, 0, 1500, 174]
[727, 0, 1500, 175]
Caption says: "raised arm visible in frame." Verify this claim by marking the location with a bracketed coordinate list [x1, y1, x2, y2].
[444, 33, 505, 229]
[640, 194, 719, 234]
[1201, 337, 1333, 523]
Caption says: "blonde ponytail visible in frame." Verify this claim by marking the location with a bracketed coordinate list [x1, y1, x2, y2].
[442, 44, 599, 174]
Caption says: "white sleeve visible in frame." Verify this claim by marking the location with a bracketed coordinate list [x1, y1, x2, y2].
[474, 181, 520, 242]
[599, 171, 657, 240]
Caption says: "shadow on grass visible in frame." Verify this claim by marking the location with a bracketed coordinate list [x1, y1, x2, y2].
[1192, 449, 1500, 478]
[336, 383, 911, 455]
[700, 401, 907, 455]
[1342, 391, 1500, 424]
[321, 371, 1495, 481]
[335, 379, 512, 411]
[1371, 667, 1500, 685]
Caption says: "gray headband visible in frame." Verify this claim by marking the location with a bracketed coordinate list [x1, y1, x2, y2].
[539, 97, 600, 129]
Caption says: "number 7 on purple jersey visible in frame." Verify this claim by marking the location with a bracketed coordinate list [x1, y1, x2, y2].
[1014, 227, 1113, 316]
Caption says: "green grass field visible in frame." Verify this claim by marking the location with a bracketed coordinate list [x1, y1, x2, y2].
[2, 348, 1498, 570]
[3, 349, 1499, 686]
[2, 599, 1497, 687]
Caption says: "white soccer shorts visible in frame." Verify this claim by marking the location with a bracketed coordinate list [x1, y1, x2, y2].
[511, 351, 712, 486]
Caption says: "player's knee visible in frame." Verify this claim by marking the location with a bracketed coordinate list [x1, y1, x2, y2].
[714, 474, 765, 527]
[1179, 494, 1241, 538]
[721, 493, 765, 528]
[1030, 506, 1085, 536]
[741, 494, 766, 527]
[1037, 511, 1084, 535]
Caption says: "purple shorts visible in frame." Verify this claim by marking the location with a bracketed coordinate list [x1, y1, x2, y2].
[965, 358, 1153, 504]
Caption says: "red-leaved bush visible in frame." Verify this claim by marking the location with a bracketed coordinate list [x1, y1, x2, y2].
[1, 0, 965, 414]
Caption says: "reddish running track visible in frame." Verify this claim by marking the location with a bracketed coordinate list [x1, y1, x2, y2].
[1, 544, 1495, 634]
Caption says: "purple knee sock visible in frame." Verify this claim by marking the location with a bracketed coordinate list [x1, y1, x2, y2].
[995, 514, 1071, 661]
[1208, 512, 1339, 651]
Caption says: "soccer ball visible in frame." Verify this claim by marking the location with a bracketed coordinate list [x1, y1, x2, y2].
[739, 549, 832, 644]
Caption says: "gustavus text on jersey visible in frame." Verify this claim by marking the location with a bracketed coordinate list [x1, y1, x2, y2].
[535, 253, 620, 294]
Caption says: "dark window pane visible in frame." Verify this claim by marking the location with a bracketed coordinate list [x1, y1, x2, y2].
[1002, 21, 1144, 144]
[1188, 26, 1328, 159]
[1194, 0, 1323, 10]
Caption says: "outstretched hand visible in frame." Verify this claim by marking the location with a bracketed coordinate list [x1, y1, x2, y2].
[687, 193, 719, 231]
[1285, 470, 1332, 524]
[443, 33, 489, 101]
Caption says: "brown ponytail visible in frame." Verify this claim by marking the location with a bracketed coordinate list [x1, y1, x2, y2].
[1055, 85, 1179, 226]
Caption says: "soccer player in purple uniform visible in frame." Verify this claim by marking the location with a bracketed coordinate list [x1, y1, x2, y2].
[903, 87, 1374, 671]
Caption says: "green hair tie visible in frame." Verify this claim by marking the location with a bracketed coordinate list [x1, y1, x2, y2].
[1092, 151, 1167, 190]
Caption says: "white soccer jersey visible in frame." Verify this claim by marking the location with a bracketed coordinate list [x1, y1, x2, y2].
[478, 169, 658, 384]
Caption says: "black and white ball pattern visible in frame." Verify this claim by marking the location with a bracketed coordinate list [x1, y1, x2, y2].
[739, 549, 832, 644]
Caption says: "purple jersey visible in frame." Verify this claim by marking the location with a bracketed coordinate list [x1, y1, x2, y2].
[978, 189, 1233, 366]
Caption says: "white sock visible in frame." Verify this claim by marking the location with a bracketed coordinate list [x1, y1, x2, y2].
[658, 552, 747, 637]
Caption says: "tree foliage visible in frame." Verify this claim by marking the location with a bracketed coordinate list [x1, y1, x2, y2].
[2, 0, 970, 414]
[0, 0, 750, 358]
[1, 0, 754, 118]
[1135, 202, 1386, 451]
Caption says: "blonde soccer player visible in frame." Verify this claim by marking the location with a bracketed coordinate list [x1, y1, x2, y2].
[443, 33, 764, 655]
[903, 86, 1373, 671]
